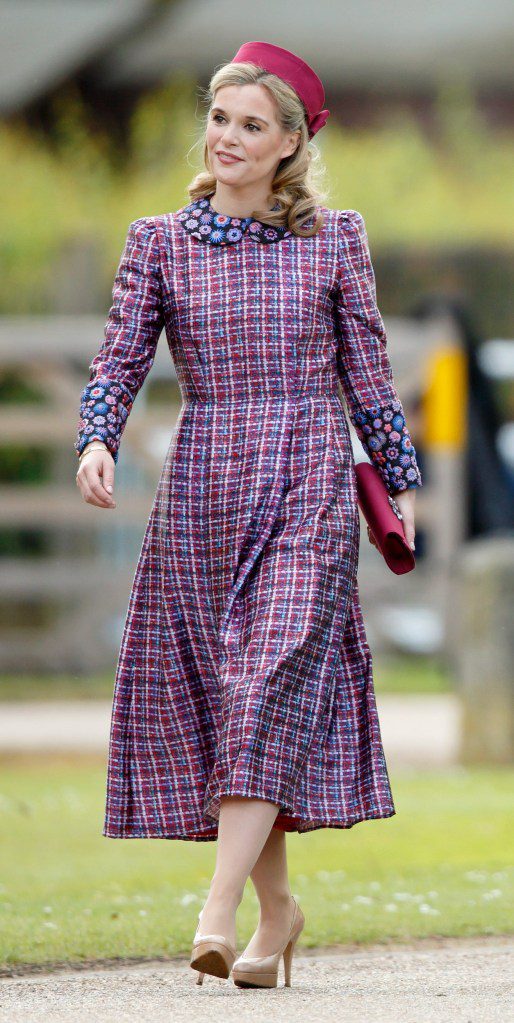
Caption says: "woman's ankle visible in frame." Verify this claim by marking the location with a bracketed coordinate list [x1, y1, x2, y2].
[257, 889, 293, 918]
[206, 882, 244, 910]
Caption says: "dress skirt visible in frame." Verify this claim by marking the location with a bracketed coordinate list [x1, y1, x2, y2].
[102, 389, 395, 839]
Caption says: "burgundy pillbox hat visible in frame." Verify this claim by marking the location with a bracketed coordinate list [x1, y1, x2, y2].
[230, 40, 330, 139]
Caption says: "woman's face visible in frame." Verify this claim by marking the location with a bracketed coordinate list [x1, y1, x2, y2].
[206, 83, 299, 190]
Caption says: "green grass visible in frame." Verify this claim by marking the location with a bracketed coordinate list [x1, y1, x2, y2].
[0, 757, 512, 971]
[374, 655, 450, 694]
[0, 656, 451, 702]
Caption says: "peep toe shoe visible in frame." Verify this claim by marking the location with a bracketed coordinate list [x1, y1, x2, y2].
[231, 895, 305, 988]
[189, 908, 238, 985]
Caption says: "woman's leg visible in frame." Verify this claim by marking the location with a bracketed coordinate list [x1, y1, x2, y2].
[243, 825, 296, 956]
[198, 795, 281, 948]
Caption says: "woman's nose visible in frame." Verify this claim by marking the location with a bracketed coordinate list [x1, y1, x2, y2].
[221, 130, 239, 147]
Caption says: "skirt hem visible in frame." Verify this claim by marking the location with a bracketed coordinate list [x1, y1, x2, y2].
[102, 805, 396, 841]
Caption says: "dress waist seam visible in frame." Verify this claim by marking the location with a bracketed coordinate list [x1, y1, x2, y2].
[184, 389, 340, 405]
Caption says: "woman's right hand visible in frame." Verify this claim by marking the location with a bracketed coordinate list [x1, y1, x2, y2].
[75, 445, 117, 509]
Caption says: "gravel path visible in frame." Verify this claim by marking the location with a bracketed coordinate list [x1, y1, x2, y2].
[1, 936, 512, 1023]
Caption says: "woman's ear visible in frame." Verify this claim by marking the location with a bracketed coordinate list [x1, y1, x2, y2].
[283, 130, 301, 158]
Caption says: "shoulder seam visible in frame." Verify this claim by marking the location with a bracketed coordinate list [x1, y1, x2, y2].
[338, 208, 365, 227]
[129, 215, 158, 232]
[126, 216, 162, 275]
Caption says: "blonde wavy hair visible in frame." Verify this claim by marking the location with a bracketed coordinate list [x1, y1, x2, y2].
[187, 61, 330, 238]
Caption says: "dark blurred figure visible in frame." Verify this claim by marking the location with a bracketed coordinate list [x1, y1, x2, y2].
[411, 296, 514, 538]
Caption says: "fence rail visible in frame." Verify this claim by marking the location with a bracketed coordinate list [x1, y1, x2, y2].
[0, 312, 456, 672]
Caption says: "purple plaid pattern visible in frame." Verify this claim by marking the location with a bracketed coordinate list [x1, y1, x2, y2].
[74, 219, 164, 464]
[76, 203, 422, 840]
[333, 212, 422, 492]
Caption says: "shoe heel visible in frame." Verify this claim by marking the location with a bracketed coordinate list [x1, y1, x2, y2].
[283, 903, 304, 987]
[283, 937, 295, 987]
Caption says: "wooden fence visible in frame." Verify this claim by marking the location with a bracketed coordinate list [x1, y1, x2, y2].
[0, 312, 458, 673]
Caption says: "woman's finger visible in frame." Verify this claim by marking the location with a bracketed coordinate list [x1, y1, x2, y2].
[402, 515, 415, 549]
[102, 459, 115, 495]
[367, 525, 380, 550]
[394, 491, 416, 551]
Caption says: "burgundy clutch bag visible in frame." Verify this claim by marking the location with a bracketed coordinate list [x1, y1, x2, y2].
[355, 462, 416, 575]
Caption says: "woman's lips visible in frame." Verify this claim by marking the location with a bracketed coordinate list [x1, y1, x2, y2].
[216, 152, 243, 164]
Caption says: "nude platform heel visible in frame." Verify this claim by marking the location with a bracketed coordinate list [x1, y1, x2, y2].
[190, 908, 238, 985]
[231, 895, 305, 988]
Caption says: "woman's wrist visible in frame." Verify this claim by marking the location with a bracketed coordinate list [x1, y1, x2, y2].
[81, 440, 108, 452]
[78, 440, 109, 463]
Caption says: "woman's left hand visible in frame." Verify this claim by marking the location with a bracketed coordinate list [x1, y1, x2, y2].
[364, 486, 417, 552]
[366, 488, 417, 552]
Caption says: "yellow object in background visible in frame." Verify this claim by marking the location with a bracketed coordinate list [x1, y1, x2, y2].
[423, 346, 468, 450]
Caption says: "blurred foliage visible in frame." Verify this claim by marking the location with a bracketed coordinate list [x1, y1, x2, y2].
[0, 444, 50, 484]
[0, 369, 46, 404]
[0, 74, 513, 314]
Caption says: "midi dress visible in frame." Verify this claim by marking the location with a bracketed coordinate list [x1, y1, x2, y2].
[74, 193, 423, 841]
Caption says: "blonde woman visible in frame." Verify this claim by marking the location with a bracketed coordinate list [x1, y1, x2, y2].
[75, 40, 421, 989]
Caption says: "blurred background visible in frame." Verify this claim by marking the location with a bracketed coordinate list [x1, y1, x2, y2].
[0, 0, 513, 974]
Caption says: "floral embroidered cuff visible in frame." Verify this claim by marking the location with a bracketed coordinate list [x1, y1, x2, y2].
[74, 378, 134, 466]
[350, 398, 423, 494]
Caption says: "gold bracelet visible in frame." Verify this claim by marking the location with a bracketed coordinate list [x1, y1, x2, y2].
[78, 443, 109, 463]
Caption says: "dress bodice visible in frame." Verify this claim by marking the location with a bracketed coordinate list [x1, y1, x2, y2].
[74, 203, 423, 493]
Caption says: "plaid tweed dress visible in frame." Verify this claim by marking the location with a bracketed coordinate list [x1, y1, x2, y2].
[75, 193, 422, 840]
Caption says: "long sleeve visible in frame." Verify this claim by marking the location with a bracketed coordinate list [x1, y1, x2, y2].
[74, 217, 164, 465]
[332, 209, 422, 494]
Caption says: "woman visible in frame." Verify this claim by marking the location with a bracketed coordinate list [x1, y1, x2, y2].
[74, 41, 422, 989]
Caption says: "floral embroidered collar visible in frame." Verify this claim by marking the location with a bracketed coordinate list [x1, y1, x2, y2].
[177, 193, 292, 246]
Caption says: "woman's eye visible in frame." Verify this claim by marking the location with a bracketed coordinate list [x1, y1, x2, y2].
[212, 114, 260, 131]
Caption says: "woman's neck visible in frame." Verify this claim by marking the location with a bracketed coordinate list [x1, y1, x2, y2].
[209, 185, 274, 219]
